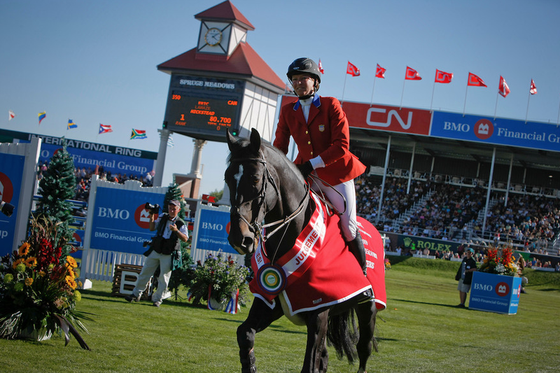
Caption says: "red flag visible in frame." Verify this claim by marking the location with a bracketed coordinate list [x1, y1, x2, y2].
[467, 72, 487, 87]
[435, 69, 453, 84]
[530, 79, 537, 95]
[499, 76, 510, 97]
[405, 66, 421, 80]
[346, 61, 360, 77]
[376, 64, 386, 79]
[318, 59, 324, 74]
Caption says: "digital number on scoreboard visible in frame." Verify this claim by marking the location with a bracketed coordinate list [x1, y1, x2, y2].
[163, 75, 244, 142]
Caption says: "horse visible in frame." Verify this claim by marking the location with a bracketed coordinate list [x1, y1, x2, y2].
[225, 128, 386, 373]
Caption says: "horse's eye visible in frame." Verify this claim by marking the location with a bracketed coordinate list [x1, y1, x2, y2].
[253, 177, 260, 185]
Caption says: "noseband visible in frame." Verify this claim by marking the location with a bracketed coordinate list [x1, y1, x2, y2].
[229, 154, 309, 248]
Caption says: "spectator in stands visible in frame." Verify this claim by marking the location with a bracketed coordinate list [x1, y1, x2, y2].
[455, 248, 477, 308]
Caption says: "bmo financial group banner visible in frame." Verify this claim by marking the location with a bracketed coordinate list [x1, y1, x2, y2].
[0, 153, 25, 256]
[87, 181, 166, 254]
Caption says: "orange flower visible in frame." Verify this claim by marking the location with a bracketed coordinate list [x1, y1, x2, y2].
[65, 276, 77, 289]
[18, 242, 30, 257]
[25, 277, 34, 286]
[12, 258, 25, 270]
[25, 257, 37, 268]
[65, 256, 78, 268]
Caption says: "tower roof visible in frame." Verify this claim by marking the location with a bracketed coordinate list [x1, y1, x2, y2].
[157, 42, 284, 93]
[195, 0, 254, 31]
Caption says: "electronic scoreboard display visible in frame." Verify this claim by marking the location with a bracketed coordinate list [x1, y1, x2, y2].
[162, 75, 245, 142]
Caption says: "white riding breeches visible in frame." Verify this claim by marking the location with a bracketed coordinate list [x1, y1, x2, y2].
[310, 177, 358, 241]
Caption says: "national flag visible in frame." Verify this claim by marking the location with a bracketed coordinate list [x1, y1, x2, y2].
[405, 66, 421, 80]
[9, 110, 15, 121]
[67, 119, 77, 129]
[131, 128, 147, 140]
[467, 72, 487, 87]
[499, 76, 510, 98]
[318, 59, 324, 74]
[530, 79, 537, 95]
[376, 64, 386, 79]
[435, 69, 453, 84]
[99, 124, 113, 134]
[346, 61, 360, 77]
[38, 112, 46, 125]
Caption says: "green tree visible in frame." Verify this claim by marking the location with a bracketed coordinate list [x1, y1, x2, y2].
[34, 138, 76, 259]
[209, 189, 223, 202]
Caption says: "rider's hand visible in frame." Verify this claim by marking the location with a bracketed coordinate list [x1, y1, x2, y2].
[297, 161, 313, 179]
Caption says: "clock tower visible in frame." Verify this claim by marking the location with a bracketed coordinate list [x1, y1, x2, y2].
[154, 1, 284, 201]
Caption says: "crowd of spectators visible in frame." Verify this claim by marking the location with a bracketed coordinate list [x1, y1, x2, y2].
[37, 162, 155, 203]
[355, 174, 560, 255]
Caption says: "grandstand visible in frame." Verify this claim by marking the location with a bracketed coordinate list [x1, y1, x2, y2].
[342, 99, 560, 260]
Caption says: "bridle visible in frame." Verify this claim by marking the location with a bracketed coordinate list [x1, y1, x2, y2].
[229, 153, 310, 251]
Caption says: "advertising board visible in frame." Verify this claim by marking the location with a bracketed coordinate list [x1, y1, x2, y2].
[0, 153, 25, 257]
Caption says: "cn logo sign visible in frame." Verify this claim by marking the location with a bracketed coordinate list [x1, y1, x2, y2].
[495, 282, 510, 297]
[98, 207, 130, 220]
[366, 108, 413, 130]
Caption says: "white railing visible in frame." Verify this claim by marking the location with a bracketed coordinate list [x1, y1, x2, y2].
[81, 248, 146, 282]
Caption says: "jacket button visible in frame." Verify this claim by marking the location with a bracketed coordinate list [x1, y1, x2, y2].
[308, 141, 311, 144]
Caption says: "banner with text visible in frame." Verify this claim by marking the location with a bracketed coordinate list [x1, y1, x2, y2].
[194, 208, 236, 254]
[0, 153, 25, 257]
[430, 111, 560, 152]
[89, 187, 165, 254]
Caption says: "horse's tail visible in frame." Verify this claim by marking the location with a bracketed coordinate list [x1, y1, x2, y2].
[327, 309, 359, 363]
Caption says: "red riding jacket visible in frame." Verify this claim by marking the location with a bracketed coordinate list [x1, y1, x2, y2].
[273, 95, 366, 186]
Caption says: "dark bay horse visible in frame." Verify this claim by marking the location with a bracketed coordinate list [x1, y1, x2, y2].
[225, 129, 385, 373]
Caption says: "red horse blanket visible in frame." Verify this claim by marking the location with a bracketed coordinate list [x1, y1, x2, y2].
[250, 192, 387, 316]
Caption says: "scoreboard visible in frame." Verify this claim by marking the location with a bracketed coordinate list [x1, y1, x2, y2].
[162, 75, 245, 142]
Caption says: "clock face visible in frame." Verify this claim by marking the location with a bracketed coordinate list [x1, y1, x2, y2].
[205, 27, 222, 47]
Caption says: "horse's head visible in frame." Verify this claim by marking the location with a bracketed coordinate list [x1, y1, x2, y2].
[225, 129, 278, 255]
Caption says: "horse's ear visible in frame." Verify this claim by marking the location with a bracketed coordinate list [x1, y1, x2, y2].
[249, 128, 261, 154]
[226, 129, 237, 152]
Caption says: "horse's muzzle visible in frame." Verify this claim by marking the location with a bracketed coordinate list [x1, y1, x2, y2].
[228, 233, 255, 255]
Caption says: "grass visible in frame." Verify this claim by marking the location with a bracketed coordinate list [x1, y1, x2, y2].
[1, 258, 559, 372]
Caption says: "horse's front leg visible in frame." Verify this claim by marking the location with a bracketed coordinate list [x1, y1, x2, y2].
[238, 297, 283, 373]
[301, 309, 329, 373]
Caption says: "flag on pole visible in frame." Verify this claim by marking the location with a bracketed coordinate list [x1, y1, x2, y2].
[67, 119, 77, 130]
[405, 66, 422, 80]
[346, 61, 360, 77]
[318, 59, 324, 74]
[9, 110, 15, 121]
[499, 76, 510, 97]
[130, 128, 147, 140]
[99, 124, 113, 134]
[376, 64, 386, 79]
[530, 79, 537, 95]
[38, 112, 46, 125]
[435, 69, 453, 84]
[467, 73, 487, 87]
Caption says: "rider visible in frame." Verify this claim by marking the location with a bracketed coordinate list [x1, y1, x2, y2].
[273, 57, 368, 275]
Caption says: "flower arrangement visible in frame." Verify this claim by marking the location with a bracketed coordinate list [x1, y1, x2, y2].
[479, 247, 519, 276]
[0, 217, 89, 348]
[188, 253, 250, 307]
[384, 258, 391, 270]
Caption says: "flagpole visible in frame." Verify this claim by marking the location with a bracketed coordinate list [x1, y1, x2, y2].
[493, 91, 499, 120]
[525, 92, 531, 124]
[341, 73, 348, 107]
[400, 79, 406, 109]
[430, 79, 436, 111]
[462, 85, 469, 117]
[557, 94, 560, 127]
[369, 76, 377, 107]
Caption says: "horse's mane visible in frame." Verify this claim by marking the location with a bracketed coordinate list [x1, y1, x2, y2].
[226, 136, 298, 174]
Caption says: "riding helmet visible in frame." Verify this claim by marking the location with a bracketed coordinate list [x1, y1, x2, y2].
[287, 57, 321, 84]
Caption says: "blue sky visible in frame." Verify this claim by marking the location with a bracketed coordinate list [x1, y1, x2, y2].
[2, 0, 560, 196]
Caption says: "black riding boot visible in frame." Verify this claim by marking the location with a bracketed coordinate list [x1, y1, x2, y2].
[347, 232, 367, 276]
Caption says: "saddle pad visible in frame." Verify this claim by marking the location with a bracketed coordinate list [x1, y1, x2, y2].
[250, 193, 386, 316]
